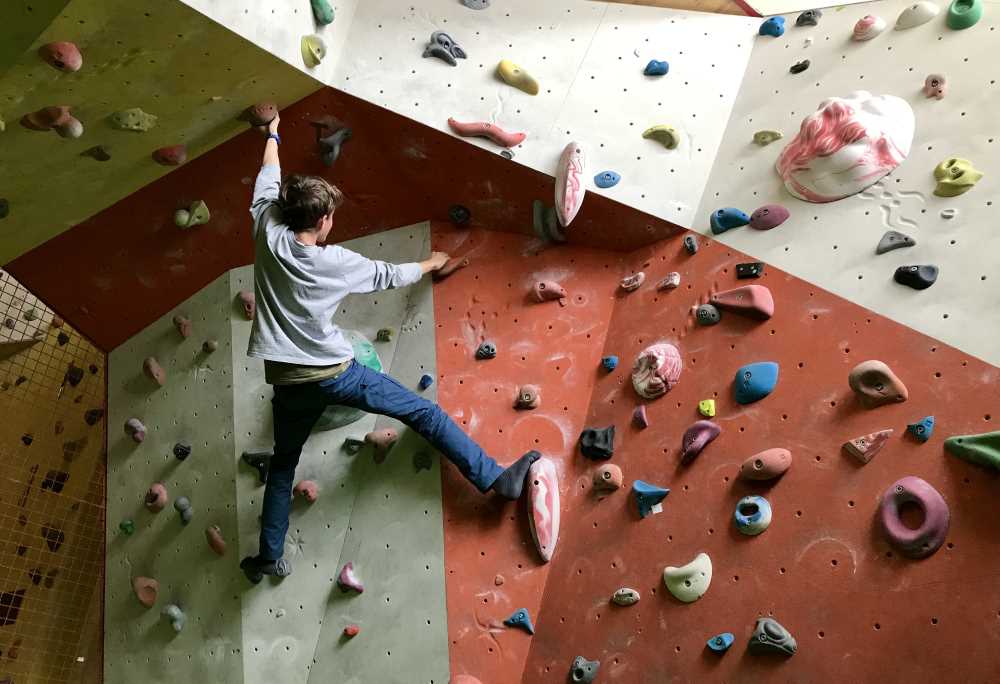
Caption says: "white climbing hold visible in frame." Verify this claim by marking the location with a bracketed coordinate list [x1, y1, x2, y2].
[662, 552, 712, 603]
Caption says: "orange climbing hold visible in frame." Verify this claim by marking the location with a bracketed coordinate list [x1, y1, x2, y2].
[132, 577, 159, 608]
[533, 280, 568, 305]
[20, 106, 83, 138]
[172, 315, 192, 338]
[237, 291, 256, 320]
[143, 357, 165, 386]
[343, 624, 360, 638]
[205, 525, 227, 556]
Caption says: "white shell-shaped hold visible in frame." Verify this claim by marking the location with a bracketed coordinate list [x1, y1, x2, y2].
[663, 552, 712, 603]
[612, 588, 640, 606]
[527, 457, 560, 563]
[555, 141, 586, 228]
[895, 1, 940, 29]
[852, 14, 887, 40]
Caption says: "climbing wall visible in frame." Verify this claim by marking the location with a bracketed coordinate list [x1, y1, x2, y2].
[696, 0, 1000, 366]
[0, 270, 105, 684]
[105, 273, 245, 683]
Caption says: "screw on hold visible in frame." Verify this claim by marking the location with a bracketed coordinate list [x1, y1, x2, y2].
[413, 451, 433, 472]
[173, 496, 193, 525]
[579, 426, 615, 460]
[343, 438, 365, 455]
[161, 604, 186, 633]
[337, 562, 364, 593]
[570, 656, 600, 683]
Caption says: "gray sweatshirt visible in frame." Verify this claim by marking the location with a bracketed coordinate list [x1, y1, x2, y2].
[247, 164, 422, 365]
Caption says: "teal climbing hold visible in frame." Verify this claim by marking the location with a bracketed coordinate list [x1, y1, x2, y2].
[633, 480, 669, 518]
[311, 0, 335, 25]
[947, 0, 982, 29]
[710, 207, 750, 235]
[504, 608, 535, 634]
[643, 59, 669, 76]
[759, 16, 786, 36]
[907, 416, 935, 442]
[314, 331, 382, 432]
[707, 632, 734, 653]
[944, 431, 1000, 471]
[734, 362, 778, 404]
[594, 171, 621, 188]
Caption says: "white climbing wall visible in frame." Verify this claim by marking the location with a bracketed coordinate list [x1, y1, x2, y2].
[695, 0, 1000, 366]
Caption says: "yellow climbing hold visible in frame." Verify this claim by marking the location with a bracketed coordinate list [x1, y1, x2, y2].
[301, 35, 327, 69]
[698, 399, 716, 417]
[174, 201, 210, 229]
[933, 158, 983, 197]
[753, 130, 783, 145]
[642, 125, 679, 149]
[496, 59, 539, 95]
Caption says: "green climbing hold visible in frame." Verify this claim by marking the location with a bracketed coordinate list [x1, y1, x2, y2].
[311, 0, 335, 25]
[642, 125, 679, 150]
[301, 35, 327, 68]
[944, 431, 1000, 471]
[753, 130, 782, 146]
[119, 519, 135, 536]
[313, 331, 382, 432]
[946, 0, 982, 29]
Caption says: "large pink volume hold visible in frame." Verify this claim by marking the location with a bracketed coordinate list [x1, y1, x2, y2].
[555, 141, 586, 228]
[447, 118, 526, 148]
[631, 343, 683, 399]
[527, 457, 560, 562]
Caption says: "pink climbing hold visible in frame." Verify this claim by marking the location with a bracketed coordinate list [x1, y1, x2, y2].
[533, 280, 567, 305]
[38, 42, 83, 72]
[749, 204, 790, 230]
[143, 357, 166, 386]
[205, 525, 227, 556]
[710, 284, 774, 320]
[237, 291, 256, 320]
[293, 480, 319, 502]
[554, 141, 586, 228]
[343, 624, 360, 638]
[680, 420, 721, 465]
[923, 74, 946, 100]
[843, 429, 893, 464]
[631, 343, 683, 400]
[153, 145, 187, 166]
[739, 448, 792, 480]
[145, 482, 168, 512]
[620, 272, 645, 292]
[337, 562, 365, 593]
[132, 577, 159, 608]
[366, 428, 398, 464]
[527, 457, 560, 563]
[514, 385, 541, 410]
[124, 418, 147, 443]
[172, 315, 192, 338]
[633, 405, 649, 429]
[20, 105, 83, 138]
[447, 118, 527, 148]
[592, 463, 623, 492]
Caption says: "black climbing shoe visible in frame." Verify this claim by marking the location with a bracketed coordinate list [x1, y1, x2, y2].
[492, 450, 541, 500]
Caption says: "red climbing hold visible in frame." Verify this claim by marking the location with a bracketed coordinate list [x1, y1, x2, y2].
[447, 118, 527, 148]
[145, 482, 168, 512]
[205, 525, 227, 556]
[124, 418, 147, 443]
[710, 284, 774, 320]
[343, 624, 360, 638]
[739, 448, 792, 480]
[293, 480, 319, 502]
[432, 256, 470, 282]
[38, 42, 83, 72]
[172, 315, 192, 338]
[237, 291, 256, 320]
[366, 428, 398, 464]
[20, 106, 83, 138]
[143, 357, 166, 386]
[153, 145, 187, 166]
[132, 577, 159, 608]
[533, 280, 567, 305]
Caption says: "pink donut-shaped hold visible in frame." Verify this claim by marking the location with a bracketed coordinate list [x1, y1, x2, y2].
[555, 141, 586, 228]
[878, 476, 949, 559]
[631, 343, 682, 400]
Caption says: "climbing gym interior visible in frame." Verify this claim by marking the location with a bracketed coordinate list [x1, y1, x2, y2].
[1, 0, 998, 681]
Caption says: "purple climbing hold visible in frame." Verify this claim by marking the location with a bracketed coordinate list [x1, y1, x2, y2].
[878, 476, 949, 558]
[503, 608, 535, 634]
[680, 420, 721, 465]
[337, 562, 365, 593]
[749, 204, 789, 230]
[633, 405, 649, 429]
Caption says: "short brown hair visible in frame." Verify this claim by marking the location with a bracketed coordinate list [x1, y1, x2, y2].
[279, 174, 344, 232]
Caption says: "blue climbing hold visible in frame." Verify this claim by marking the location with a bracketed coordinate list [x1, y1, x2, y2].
[418, 374, 434, 390]
[594, 171, 621, 189]
[734, 361, 779, 404]
[504, 608, 535, 634]
[759, 16, 786, 36]
[706, 632, 735, 653]
[907, 415, 935, 442]
[733, 495, 772, 536]
[710, 207, 751, 235]
[632, 480, 670, 518]
[602, 355, 619, 372]
[643, 59, 669, 76]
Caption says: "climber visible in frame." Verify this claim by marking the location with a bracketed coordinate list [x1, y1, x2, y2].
[239, 111, 540, 583]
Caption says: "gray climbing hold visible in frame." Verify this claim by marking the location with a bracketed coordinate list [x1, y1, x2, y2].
[318, 127, 351, 167]
[796, 9, 822, 26]
[748, 617, 797, 656]
[162, 604, 186, 632]
[173, 496, 193, 524]
[579, 426, 615, 459]
[894, 265, 938, 290]
[941, 208, 957, 219]
[423, 31, 467, 66]
[789, 60, 810, 74]
[695, 304, 720, 326]
[461, 0, 490, 8]
[343, 438, 365, 454]
[476, 341, 497, 359]
[569, 656, 600, 683]
[683, 235, 698, 254]
[876, 230, 916, 254]
[612, 588, 640, 606]
[532, 200, 566, 243]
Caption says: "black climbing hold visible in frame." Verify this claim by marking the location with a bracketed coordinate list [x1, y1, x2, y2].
[476, 341, 497, 360]
[876, 230, 916, 254]
[683, 235, 698, 254]
[0, 199, 8, 219]
[696, 304, 721, 326]
[796, 9, 822, 26]
[532, 200, 566, 243]
[789, 60, 810, 74]
[343, 437, 365, 455]
[413, 451, 432, 472]
[21, 434, 33, 446]
[64, 364, 84, 387]
[84, 409, 104, 425]
[173, 442, 192, 461]
[748, 617, 797, 656]
[448, 204, 471, 226]
[318, 127, 352, 167]
[894, 265, 938, 290]
[423, 31, 467, 66]
[579, 426, 615, 460]
[242, 451, 271, 485]
[57, 332, 70, 346]
[570, 656, 600, 683]
[736, 262, 764, 279]
[89, 364, 99, 374]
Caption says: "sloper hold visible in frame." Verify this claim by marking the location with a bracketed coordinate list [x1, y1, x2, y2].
[707, 632, 735, 653]
[527, 457, 560, 562]
[895, 264, 939, 290]
[594, 170, 621, 188]
[633, 405, 649, 429]
[749, 204, 789, 230]
[496, 59, 539, 95]
[145, 482, 168, 512]
[238, 102, 278, 133]
[579, 426, 615, 460]
[876, 230, 915, 254]
[632, 343, 683, 399]
[143, 357, 165, 386]
[418, 374, 434, 390]
[612, 588, 640, 606]
[789, 60, 810, 75]
[447, 118, 525, 148]
[711, 285, 774, 320]
[21, 106, 83, 138]
[39, 42, 83, 72]
[643, 59, 669, 76]
[173, 315, 192, 338]
[423, 31, 467, 66]
[749, 617, 797, 656]
[301, 35, 327, 68]
[710, 207, 750, 235]
[152, 145, 187, 166]
[734, 362, 778, 404]
[124, 418, 146, 443]
[132, 577, 159, 608]
[110, 108, 157, 132]
[203, 340, 218, 353]
[461, 0, 490, 8]
[947, 0, 982, 29]
[853, 14, 887, 40]
[907, 416, 935, 442]
[895, 1, 940, 29]
[503, 608, 535, 634]
[592, 464, 623, 492]
[311, 0, 335, 25]
[843, 429, 893, 463]
[337, 562, 364, 593]
[532, 280, 567, 304]
[514, 385, 540, 410]
[680, 420, 721, 465]
[293, 480, 319, 502]
[879, 476, 949, 557]
[739, 448, 792, 480]
[555, 141, 586, 227]
[944, 431, 1000, 470]
[734, 495, 772, 535]
[796, 9, 822, 25]
[642, 125, 679, 149]
[759, 16, 786, 36]
[848, 360, 908, 408]
[162, 604, 185, 632]
[663, 552, 712, 602]
[570, 656, 599, 683]
[633, 480, 670, 518]
[933, 158, 982, 196]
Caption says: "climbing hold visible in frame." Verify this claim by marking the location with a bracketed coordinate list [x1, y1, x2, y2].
[173, 496, 193, 525]
[853, 14, 887, 40]
[337, 562, 364, 593]
[879, 476, 950, 557]
[569, 656, 600, 683]
[633, 405, 649, 429]
[843, 429, 893, 464]
[238, 103, 278, 134]
[448, 204, 471, 225]
[698, 399, 716, 417]
[0, 199, 8, 219]
[533, 280, 567, 305]
[896, 1, 941, 29]
[461, 0, 490, 7]
[789, 60, 810, 74]
[145, 482, 168, 513]
[941, 208, 957, 219]
[633, 480, 670, 518]
[643, 59, 669, 76]
[695, 304, 721, 326]
[680, 420, 721, 465]
[424, 31, 467, 66]
[555, 141, 586, 228]
[923, 74, 946, 99]
[612, 588, 640, 606]
[132, 577, 159, 608]
[292, 480, 318, 503]
[162, 604, 186, 633]
[311, 0, 335, 25]
[365, 429, 398, 464]
[174, 200, 211, 229]
[594, 170, 621, 188]
[124, 418, 147, 443]
[848, 360, 908, 408]
[202, 340, 218, 353]
[418, 374, 434, 390]
[707, 632, 735, 653]
[709, 208, 750, 235]
[172, 315, 192, 338]
[109, 108, 157, 132]
[376, 328, 393, 342]
[642, 125, 679, 149]
[447, 118, 525, 148]
[20, 106, 83, 138]
[933, 157, 983, 196]
[601, 356, 618, 372]
[119, 519, 135, 536]
[592, 464, 623, 492]
[38, 42, 83, 72]
[343, 438, 365, 455]
[796, 9, 822, 26]
[309, 116, 352, 167]
[503, 608, 535, 634]
[242, 451, 270, 484]
[143, 357, 166, 386]
[663, 552, 712, 602]
[749, 617, 797, 656]
[907, 416, 935, 442]
[475, 341, 497, 360]
[776, 92, 914, 202]
[944, 431, 1000, 470]
[343, 624, 360, 638]
[876, 230, 916, 254]
[657, 272, 681, 290]
[514, 385, 541, 410]
[753, 130, 783, 146]
[894, 265, 939, 290]
[173, 442, 191, 461]
[413, 451, 432, 472]
[631, 343, 682, 400]
[232, 292, 254, 321]
[734, 495, 772, 535]
[739, 448, 792, 480]
[620, 272, 645, 292]
[711, 284, 775, 320]
[683, 235, 698, 254]
[432, 256, 470, 282]
[759, 16, 786, 37]
[734, 361, 778, 404]
[205, 525, 227, 556]
[579, 426, 615, 460]
[152, 145, 187, 166]
[749, 204, 789, 230]
[736, 262, 764, 279]
[301, 35, 327, 68]
[496, 59, 539, 95]
[947, 0, 982, 28]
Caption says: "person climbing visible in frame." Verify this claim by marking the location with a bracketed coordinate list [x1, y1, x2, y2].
[239, 111, 540, 583]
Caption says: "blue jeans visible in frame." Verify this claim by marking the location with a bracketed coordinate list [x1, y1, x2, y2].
[258, 360, 504, 560]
